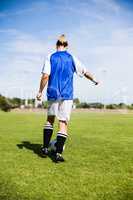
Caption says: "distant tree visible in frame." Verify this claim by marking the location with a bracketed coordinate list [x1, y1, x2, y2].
[77, 102, 90, 108]
[0, 95, 12, 112]
[28, 99, 35, 105]
[76, 102, 104, 109]
[10, 97, 22, 108]
[73, 98, 80, 105]
[118, 103, 127, 109]
[43, 101, 48, 109]
[106, 104, 118, 109]
[88, 103, 104, 109]
[127, 104, 133, 110]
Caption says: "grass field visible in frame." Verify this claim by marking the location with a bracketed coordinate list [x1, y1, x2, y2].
[0, 111, 133, 200]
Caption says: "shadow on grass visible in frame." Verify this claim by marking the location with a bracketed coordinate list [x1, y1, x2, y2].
[17, 141, 56, 162]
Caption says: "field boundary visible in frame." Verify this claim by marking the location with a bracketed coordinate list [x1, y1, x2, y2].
[10, 108, 133, 114]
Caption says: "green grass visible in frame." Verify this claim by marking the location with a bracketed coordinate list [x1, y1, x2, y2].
[0, 111, 133, 200]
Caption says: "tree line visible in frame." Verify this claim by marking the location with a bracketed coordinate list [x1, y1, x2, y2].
[0, 94, 133, 112]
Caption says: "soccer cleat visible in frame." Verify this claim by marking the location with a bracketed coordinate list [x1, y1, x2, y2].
[40, 147, 49, 157]
[54, 153, 65, 163]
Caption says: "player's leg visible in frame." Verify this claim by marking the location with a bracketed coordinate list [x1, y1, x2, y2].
[59, 120, 68, 133]
[41, 115, 55, 156]
[56, 120, 68, 154]
[41, 101, 58, 157]
[55, 100, 73, 162]
[42, 116, 55, 147]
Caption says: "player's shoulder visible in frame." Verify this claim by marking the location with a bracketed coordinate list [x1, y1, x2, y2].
[65, 51, 77, 59]
[44, 50, 56, 59]
[49, 51, 60, 60]
[65, 51, 74, 59]
[50, 51, 57, 56]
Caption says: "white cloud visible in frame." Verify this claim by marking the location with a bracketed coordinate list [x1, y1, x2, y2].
[0, 29, 54, 56]
[91, 0, 121, 13]
[8, 38, 45, 55]
[111, 27, 133, 45]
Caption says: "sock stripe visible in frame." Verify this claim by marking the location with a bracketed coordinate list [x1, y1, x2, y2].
[44, 125, 53, 128]
[44, 125, 53, 130]
[44, 124, 53, 127]
[44, 127, 53, 130]
[57, 133, 67, 138]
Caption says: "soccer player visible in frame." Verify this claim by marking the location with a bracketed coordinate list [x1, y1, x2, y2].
[36, 34, 98, 162]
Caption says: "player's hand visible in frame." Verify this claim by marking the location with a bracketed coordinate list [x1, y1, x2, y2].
[92, 80, 99, 85]
[36, 92, 42, 101]
[94, 81, 99, 85]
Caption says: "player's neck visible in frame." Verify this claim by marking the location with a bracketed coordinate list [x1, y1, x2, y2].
[57, 46, 67, 51]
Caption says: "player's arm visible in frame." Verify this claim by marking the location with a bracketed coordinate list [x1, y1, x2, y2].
[73, 55, 99, 85]
[36, 54, 51, 101]
[36, 74, 49, 100]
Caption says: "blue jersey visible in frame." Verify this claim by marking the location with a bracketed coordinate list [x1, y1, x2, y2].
[48, 51, 75, 100]
[42, 51, 86, 101]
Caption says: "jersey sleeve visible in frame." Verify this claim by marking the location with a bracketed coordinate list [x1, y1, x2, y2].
[41, 54, 51, 75]
[72, 55, 87, 77]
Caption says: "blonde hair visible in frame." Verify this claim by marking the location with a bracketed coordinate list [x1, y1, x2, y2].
[56, 34, 68, 47]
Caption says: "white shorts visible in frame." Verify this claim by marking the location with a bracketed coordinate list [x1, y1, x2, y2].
[47, 100, 73, 122]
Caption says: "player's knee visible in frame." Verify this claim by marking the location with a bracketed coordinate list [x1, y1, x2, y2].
[45, 122, 53, 127]
[46, 116, 55, 126]
[59, 120, 67, 125]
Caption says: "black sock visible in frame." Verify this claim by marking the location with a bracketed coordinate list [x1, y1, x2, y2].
[43, 124, 53, 148]
[56, 132, 67, 154]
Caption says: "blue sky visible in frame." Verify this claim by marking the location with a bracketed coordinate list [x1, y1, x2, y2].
[0, 0, 133, 103]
